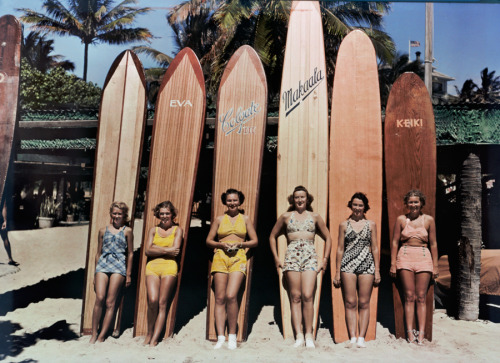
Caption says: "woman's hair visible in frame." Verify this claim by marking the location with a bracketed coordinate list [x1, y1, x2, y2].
[347, 192, 370, 212]
[404, 189, 426, 207]
[287, 185, 314, 212]
[221, 188, 245, 205]
[109, 201, 130, 224]
[153, 200, 178, 221]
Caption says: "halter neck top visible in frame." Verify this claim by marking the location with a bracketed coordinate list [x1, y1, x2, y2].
[217, 214, 246, 239]
[287, 211, 315, 234]
[401, 215, 428, 243]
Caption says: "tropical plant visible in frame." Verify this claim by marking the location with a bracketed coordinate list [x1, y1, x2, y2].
[135, 0, 395, 108]
[379, 52, 424, 108]
[455, 79, 479, 103]
[39, 195, 61, 218]
[477, 67, 500, 102]
[22, 31, 75, 72]
[20, 59, 102, 110]
[18, 0, 153, 81]
[457, 152, 482, 321]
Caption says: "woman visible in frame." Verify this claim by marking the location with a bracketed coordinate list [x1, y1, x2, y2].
[206, 188, 258, 350]
[90, 202, 133, 343]
[333, 192, 380, 348]
[144, 201, 183, 346]
[389, 190, 439, 345]
[269, 185, 331, 348]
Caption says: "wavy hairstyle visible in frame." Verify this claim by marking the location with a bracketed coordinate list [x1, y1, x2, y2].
[153, 200, 178, 222]
[404, 189, 426, 207]
[347, 192, 370, 212]
[109, 201, 130, 225]
[287, 185, 314, 212]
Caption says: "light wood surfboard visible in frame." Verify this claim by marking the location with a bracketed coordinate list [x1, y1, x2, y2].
[277, 1, 329, 340]
[384, 72, 436, 342]
[0, 15, 21, 201]
[133, 48, 206, 339]
[329, 30, 383, 343]
[81, 50, 147, 335]
[206, 45, 267, 342]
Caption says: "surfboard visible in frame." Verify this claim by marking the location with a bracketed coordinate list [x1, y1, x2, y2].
[206, 45, 267, 342]
[0, 15, 21, 201]
[384, 72, 436, 342]
[329, 30, 383, 343]
[81, 50, 147, 335]
[133, 48, 206, 339]
[277, 1, 329, 340]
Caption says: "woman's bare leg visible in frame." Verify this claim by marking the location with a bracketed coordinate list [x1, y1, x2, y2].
[225, 272, 245, 334]
[357, 274, 375, 338]
[90, 272, 108, 343]
[213, 273, 229, 336]
[97, 273, 125, 342]
[144, 275, 160, 345]
[341, 272, 359, 339]
[150, 275, 177, 346]
[399, 269, 416, 340]
[285, 271, 303, 338]
[415, 271, 432, 340]
[301, 270, 317, 337]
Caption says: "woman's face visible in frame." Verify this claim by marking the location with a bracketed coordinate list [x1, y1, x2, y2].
[406, 196, 422, 213]
[293, 191, 307, 209]
[225, 193, 240, 211]
[110, 207, 124, 225]
[158, 207, 172, 224]
[350, 198, 365, 216]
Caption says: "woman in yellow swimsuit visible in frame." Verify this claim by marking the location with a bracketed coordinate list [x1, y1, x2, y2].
[144, 201, 183, 346]
[206, 188, 258, 350]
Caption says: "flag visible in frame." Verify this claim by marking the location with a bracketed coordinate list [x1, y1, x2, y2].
[410, 40, 420, 47]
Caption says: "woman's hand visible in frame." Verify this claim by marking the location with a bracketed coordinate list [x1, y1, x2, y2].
[125, 275, 131, 288]
[374, 271, 381, 286]
[433, 266, 439, 280]
[389, 265, 397, 279]
[318, 258, 328, 272]
[332, 272, 341, 288]
[168, 246, 180, 257]
[219, 242, 232, 253]
[274, 258, 282, 272]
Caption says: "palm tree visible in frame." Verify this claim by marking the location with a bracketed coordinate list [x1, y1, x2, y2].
[457, 152, 482, 321]
[455, 79, 479, 103]
[18, 0, 152, 81]
[477, 67, 500, 102]
[22, 31, 75, 72]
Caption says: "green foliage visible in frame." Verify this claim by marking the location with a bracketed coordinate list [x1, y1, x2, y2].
[39, 195, 61, 218]
[20, 59, 102, 110]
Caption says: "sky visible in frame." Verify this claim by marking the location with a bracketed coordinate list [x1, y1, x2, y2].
[1, 0, 499, 95]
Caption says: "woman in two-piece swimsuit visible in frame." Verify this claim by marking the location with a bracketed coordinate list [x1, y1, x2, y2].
[333, 193, 380, 348]
[90, 202, 134, 343]
[269, 185, 331, 349]
[144, 201, 183, 346]
[390, 190, 439, 345]
[206, 188, 258, 350]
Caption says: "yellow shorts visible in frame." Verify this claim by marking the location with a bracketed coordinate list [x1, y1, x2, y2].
[211, 248, 247, 275]
[145, 258, 178, 278]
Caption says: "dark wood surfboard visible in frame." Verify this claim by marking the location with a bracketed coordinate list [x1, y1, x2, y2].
[384, 72, 436, 342]
[0, 15, 21, 201]
[329, 30, 383, 343]
[206, 45, 267, 342]
[277, 1, 329, 340]
[81, 50, 147, 335]
[133, 48, 206, 339]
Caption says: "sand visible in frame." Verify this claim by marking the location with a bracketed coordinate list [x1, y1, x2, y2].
[1, 220, 499, 362]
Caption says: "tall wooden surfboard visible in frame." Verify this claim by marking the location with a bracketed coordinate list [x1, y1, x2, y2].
[206, 45, 267, 342]
[277, 1, 329, 340]
[329, 30, 383, 343]
[384, 72, 436, 342]
[133, 48, 206, 339]
[81, 50, 147, 335]
[0, 15, 21, 200]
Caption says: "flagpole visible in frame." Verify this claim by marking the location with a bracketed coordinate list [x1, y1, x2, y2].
[425, 3, 434, 97]
[408, 40, 411, 60]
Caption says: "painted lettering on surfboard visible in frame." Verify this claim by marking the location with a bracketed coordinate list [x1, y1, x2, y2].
[281, 67, 325, 117]
[219, 100, 261, 136]
[169, 99, 193, 107]
[397, 119, 423, 127]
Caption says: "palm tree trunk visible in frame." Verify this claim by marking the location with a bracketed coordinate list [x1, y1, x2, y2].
[83, 42, 89, 81]
[457, 152, 482, 320]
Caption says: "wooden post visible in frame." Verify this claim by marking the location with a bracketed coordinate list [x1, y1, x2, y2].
[425, 3, 433, 97]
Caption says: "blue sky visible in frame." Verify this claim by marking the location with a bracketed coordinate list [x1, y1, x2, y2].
[1, 1, 499, 95]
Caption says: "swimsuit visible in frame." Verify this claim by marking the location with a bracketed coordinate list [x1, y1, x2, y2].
[211, 214, 247, 275]
[283, 211, 318, 272]
[340, 220, 375, 275]
[95, 226, 127, 276]
[396, 215, 433, 273]
[145, 226, 178, 278]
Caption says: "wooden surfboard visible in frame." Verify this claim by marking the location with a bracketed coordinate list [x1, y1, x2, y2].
[329, 30, 383, 343]
[0, 15, 21, 201]
[384, 72, 436, 342]
[206, 45, 267, 343]
[277, 1, 329, 340]
[133, 48, 206, 339]
[81, 50, 147, 335]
